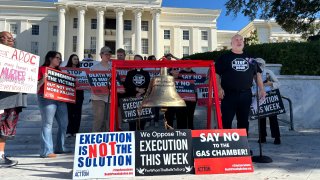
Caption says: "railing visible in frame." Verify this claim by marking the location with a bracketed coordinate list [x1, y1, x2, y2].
[280, 95, 294, 131]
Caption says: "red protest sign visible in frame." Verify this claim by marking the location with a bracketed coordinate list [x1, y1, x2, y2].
[60, 67, 90, 90]
[192, 129, 253, 174]
[44, 67, 76, 103]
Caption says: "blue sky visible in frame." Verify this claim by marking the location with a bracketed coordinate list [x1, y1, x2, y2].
[38, 0, 250, 31]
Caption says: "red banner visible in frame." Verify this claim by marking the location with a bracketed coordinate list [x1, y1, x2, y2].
[192, 129, 253, 174]
[60, 67, 90, 90]
[44, 67, 76, 103]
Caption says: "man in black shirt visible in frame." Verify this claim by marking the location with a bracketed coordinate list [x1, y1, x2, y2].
[215, 34, 266, 133]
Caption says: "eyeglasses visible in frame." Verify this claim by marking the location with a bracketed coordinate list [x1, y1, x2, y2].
[0, 36, 15, 41]
[172, 68, 180, 71]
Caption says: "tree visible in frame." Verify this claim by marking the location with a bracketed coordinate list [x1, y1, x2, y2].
[225, 0, 320, 37]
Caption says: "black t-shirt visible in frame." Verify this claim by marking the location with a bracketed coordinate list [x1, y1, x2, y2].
[124, 69, 150, 97]
[215, 51, 260, 91]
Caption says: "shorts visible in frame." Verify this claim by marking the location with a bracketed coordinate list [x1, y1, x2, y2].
[0, 108, 21, 139]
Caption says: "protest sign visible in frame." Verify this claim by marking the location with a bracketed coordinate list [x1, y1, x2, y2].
[87, 71, 125, 95]
[44, 68, 76, 103]
[61, 67, 90, 90]
[192, 129, 253, 174]
[179, 73, 207, 85]
[0, 44, 40, 94]
[87, 71, 111, 95]
[73, 132, 135, 179]
[119, 97, 155, 122]
[79, 60, 98, 68]
[196, 84, 218, 106]
[175, 79, 196, 101]
[135, 130, 194, 176]
[249, 89, 286, 120]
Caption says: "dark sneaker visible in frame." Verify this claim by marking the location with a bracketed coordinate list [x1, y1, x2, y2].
[0, 156, 18, 168]
[274, 137, 281, 145]
[54, 150, 72, 154]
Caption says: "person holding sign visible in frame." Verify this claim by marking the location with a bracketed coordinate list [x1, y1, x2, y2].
[0, 31, 27, 167]
[124, 55, 151, 130]
[65, 54, 84, 137]
[254, 58, 281, 144]
[90, 46, 113, 132]
[215, 34, 266, 133]
[37, 51, 69, 158]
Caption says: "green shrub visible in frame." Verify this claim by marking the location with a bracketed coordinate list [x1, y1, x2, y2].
[188, 41, 320, 75]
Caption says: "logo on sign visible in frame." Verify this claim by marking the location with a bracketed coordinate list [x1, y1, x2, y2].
[133, 74, 145, 86]
[231, 58, 249, 71]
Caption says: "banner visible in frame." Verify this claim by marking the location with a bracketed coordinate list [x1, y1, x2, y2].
[61, 67, 90, 90]
[80, 60, 98, 68]
[119, 97, 155, 122]
[196, 84, 218, 106]
[175, 79, 196, 101]
[44, 67, 76, 103]
[87, 71, 124, 95]
[0, 44, 40, 94]
[249, 89, 286, 120]
[135, 130, 194, 176]
[73, 132, 135, 179]
[179, 73, 207, 85]
[192, 129, 253, 174]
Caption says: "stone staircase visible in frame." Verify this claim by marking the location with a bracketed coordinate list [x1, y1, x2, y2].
[5, 91, 293, 156]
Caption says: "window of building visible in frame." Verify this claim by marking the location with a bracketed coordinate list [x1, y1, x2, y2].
[141, 21, 148, 31]
[183, 30, 189, 40]
[10, 24, 18, 35]
[182, 46, 189, 57]
[72, 36, 77, 52]
[52, 42, 57, 51]
[142, 39, 148, 54]
[201, 31, 208, 40]
[201, 46, 209, 52]
[73, 18, 78, 29]
[31, 42, 39, 55]
[32, 25, 39, 35]
[53, 25, 58, 36]
[91, 19, 97, 29]
[124, 38, 132, 54]
[164, 30, 170, 39]
[90, 36, 96, 52]
[124, 20, 132, 31]
[164, 46, 170, 55]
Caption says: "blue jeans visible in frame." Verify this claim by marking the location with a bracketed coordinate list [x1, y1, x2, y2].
[37, 95, 68, 157]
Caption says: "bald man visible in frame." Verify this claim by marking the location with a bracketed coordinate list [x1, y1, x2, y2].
[215, 34, 266, 134]
[0, 31, 28, 167]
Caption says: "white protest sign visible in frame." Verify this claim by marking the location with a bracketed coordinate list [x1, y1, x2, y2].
[0, 44, 40, 94]
[73, 132, 135, 179]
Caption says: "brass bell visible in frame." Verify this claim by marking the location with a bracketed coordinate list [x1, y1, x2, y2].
[141, 67, 186, 107]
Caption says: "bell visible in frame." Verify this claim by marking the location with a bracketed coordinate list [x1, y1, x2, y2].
[141, 67, 186, 107]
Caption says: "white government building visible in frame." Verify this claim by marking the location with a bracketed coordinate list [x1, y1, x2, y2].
[0, 0, 303, 63]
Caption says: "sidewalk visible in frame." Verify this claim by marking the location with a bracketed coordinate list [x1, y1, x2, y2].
[1, 129, 319, 180]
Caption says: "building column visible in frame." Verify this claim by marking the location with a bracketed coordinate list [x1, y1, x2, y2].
[96, 6, 105, 61]
[191, 27, 199, 54]
[151, 9, 161, 59]
[115, 7, 125, 51]
[209, 28, 217, 51]
[77, 6, 86, 60]
[134, 8, 142, 55]
[172, 26, 180, 57]
[57, 5, 66, 59]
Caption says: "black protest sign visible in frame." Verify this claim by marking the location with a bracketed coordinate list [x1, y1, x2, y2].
[179, 73, 207, 85]
[192, 129, 253, 174]
[44, 67, 76, 103]
[250, 89, 286, 120]
[135, 130, 194, 176]
[119, 97, 155, 122]
[86, 71, 111, 95]
[175, 79, 196, 101]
